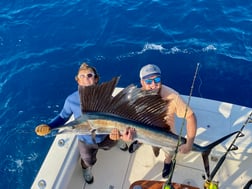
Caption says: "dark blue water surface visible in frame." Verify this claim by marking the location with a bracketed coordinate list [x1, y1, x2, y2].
[0, 1, 251, 188]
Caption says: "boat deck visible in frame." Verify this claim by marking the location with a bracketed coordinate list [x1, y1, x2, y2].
[67, 142, 205, 189]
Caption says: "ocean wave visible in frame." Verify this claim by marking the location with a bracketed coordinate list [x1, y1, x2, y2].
[138, 43, 217, 54]
[202, 45, 217, 52]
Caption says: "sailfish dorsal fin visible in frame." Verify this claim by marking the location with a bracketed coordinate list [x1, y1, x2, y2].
[79, 77, 170, 130]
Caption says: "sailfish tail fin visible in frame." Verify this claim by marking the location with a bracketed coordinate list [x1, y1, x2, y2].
[193, 131, 239, 152]
[193, 131, 239, 178]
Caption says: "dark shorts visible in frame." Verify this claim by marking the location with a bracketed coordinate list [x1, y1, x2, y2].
[78, 135, 117, 167]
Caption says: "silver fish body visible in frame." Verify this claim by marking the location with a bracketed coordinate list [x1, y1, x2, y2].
[60, 112, 237, 153]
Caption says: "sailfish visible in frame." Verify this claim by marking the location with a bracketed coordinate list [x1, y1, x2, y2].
[58, 77, 238, 177]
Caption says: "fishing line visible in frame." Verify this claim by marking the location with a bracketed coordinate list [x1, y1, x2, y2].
[163, 63, 200, 188]
[196, 66, 203, 98]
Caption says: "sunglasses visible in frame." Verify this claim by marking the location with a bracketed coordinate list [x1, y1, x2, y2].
[78, 73, 95, 79]
[144, 77, 161, 85]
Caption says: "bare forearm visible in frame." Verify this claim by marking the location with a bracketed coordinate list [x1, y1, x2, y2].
[186, 113, 197, 147]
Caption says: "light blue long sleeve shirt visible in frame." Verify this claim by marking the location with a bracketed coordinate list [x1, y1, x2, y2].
[48, 91, 107, 144]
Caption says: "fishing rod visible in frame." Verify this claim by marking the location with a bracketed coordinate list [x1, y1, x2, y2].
[204, 110, 252, 189]
[163, 63, 200, 189]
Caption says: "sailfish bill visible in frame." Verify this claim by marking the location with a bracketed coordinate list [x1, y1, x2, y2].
[58, 77, 238, 177]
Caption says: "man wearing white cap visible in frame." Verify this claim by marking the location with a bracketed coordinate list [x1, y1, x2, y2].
[129, 64, 197, 178]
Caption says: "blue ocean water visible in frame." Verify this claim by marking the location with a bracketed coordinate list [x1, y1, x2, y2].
[0, 1, 251, 188]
